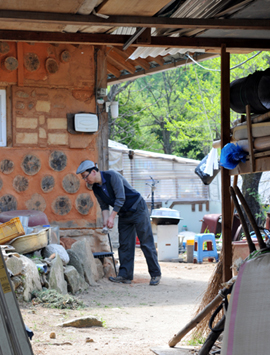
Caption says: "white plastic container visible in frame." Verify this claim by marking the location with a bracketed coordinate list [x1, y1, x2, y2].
[156, 224, 179, 261]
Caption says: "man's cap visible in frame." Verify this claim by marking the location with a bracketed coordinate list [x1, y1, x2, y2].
[76, 160, 97, 174]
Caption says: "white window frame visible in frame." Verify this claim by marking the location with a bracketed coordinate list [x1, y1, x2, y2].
[0, 89, 6, 147]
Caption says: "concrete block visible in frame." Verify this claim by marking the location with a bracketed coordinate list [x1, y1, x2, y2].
[47, 118, 67, 130]
[36, 100, 51, 112]
[39, 127, 47, 138]
[16, 117, 38, 129]
[16, 133, 38, 144]
[48, 133, 68, 145]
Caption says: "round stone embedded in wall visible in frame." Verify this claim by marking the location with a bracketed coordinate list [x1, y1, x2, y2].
[86, 182, 93, 191]
[24, 53, 40, 72]
[25, 193, 46, 212]
[0, 177, 2, 191]
[0, 195, 17, 212]
[75, 193, 93, 215]
[0, 42, 10, 54]
[13, 175, 29, 193]
[21, 154, 41, 175]
[41, 175, 55, 193]
[52, 196, 72, 215]
[46, 58, 59, 74]
[62, 174, 80, 194]
[49, 151, 67, 172]
[60, 50, 71, 63]
[0, 159, 14, 174]
[4, 56, 18, 71]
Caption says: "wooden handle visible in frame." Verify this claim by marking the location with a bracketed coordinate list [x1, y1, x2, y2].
[229, 187, 256, 254]
[234, 186, 266, 250]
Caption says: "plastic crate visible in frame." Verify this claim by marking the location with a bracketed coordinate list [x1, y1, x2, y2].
[0, 217, 25, 245]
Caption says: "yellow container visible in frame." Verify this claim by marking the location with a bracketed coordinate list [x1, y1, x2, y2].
[0, 217, 25, 245]
[186, 239, 194, 245]
[9, 229, 48, 254]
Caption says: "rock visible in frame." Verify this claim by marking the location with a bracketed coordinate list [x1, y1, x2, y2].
[50, 332, 56, 339]
[85, 337, 94, 343]
[95, 258, 104, 279]
[10, 275, 23, 290]
[48, 254, 67, 295]
[71, 239, 98, 285]
[42, 244, 69, 265]
[67, 249, 84, 278]
[5, 255, 23, 276]
[103, 257, 117, 278]
[60, 237, 77, 250]
[58, 316, 103, 328]
[20, 255, 42, 301]
[64, 265, 89, 294]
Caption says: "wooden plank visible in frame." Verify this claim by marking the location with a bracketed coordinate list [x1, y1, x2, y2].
[96, 45, 107, 93]
[147, 55, 165, 66]
[17, 42, 24, 86]
[1, 11, 270, 31]
[220, 44, 232, 283]
[96, 46, 108, 171]
[107, 62, 121, 77]
[246, 104, 255, 172]
[0, 30, 269, 52]
[96, 0, 173, 17]
[111, 46, 151, 70]
[106, 47, 136, 73]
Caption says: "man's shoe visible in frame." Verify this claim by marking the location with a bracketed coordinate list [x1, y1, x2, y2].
[149, 275, 161, 286]
[109, 276, 131, 284]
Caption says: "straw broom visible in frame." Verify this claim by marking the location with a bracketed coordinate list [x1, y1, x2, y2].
[190, 252, 224, 339]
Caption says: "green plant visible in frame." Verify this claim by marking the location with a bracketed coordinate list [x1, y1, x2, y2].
[186, 335, 206, 346]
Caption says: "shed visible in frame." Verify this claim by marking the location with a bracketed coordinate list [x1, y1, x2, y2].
[109, 140, 221, 233]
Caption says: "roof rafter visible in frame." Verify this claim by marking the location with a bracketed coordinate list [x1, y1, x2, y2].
[1, 10, 270, 31]
[0, 30, 269, 51]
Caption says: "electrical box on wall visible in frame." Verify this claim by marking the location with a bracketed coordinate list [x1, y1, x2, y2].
[74, 113, 98, 132]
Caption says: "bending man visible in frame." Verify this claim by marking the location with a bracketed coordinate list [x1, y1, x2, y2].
[76, 160, 161, 286]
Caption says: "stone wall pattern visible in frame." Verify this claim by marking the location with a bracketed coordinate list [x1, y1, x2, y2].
[0, 41, 102, 228]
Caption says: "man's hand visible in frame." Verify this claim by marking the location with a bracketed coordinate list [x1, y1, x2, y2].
[107, 210, 118, 229]
[102, 210, 110, 228]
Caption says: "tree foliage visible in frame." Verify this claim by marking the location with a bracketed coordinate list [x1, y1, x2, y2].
[109, 51, 270, 161]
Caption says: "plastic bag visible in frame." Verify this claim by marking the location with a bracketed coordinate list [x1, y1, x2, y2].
[195, 149, 220, 185]
[220, 143, 248, 170]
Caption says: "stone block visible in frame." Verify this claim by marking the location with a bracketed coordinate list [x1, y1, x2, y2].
[67, 249, 84, 279]
[47, 118, 67, 130]
[39, 115, 45, 125]
[48, 254, 68, 295]
[39, 127, 47, 138]
[36, 100, 51, 112]
[48, 133, 68, 145]
[71, 238, 98, 285]
[20, 255, 42, 302]
[5, 255, 23, 276]
[64, 265, 89, 294]
[16, 132, 38, 144]
[16, 117, 38, 129]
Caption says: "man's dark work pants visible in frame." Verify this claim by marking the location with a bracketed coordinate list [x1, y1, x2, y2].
[117, 199, 161, 280]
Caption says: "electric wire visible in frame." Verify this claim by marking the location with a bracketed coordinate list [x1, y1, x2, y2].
[186, 51, 262, 72]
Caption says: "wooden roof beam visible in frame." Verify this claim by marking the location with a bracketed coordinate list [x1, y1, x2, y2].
[111, 46, 151, 70]
[106, 47, 136, 73]
[1, 11, 270, 31]
[1, 30, 270, 51]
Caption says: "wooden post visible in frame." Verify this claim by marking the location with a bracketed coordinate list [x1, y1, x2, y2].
[220, 44, 232, 282]
[96, 45, 108, 171]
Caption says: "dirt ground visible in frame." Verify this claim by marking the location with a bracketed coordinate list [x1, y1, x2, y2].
[20, 248, 216, 355]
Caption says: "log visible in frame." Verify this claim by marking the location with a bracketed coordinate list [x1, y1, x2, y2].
[168, 290, 225, 347]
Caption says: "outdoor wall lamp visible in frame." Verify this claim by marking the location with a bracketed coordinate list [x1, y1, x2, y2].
[105, 101, 119, 118]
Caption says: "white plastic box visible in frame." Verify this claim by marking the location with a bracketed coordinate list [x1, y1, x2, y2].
[156, 224, 179, 261]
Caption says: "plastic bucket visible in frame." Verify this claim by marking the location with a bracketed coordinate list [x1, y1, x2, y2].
[18, 216, 29, 233]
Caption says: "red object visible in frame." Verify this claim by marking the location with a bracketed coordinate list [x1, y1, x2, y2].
[136, 236, 140, 246]
[0, 210, 49, 227]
